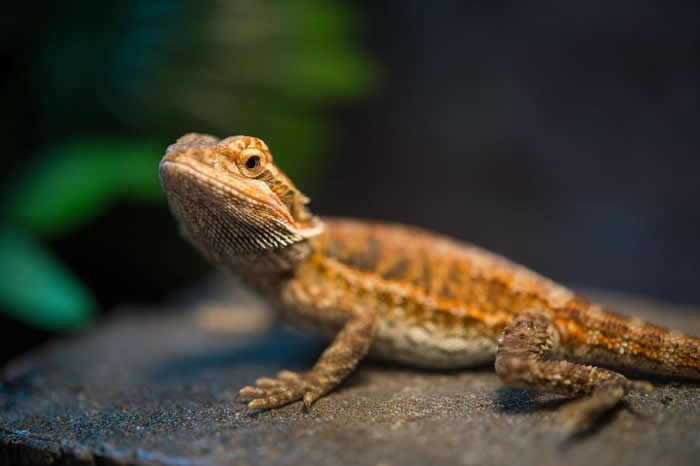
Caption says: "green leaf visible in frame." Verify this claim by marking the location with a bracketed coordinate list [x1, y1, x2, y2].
[4, 140, 163, 237]
[0, 226, 96, 331]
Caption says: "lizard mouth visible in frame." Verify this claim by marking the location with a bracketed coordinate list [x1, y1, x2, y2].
[159, 158, 322, 239]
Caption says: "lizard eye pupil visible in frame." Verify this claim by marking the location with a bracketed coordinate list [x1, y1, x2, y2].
[246, 156, 260, 171]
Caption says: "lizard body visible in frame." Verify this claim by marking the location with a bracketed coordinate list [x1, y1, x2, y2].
[160, 133, 700, 430]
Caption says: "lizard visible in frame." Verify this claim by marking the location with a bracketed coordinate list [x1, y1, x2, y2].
[159, 133, 700, 430]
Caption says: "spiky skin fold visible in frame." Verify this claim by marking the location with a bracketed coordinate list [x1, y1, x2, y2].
[160, 133, 699, 429]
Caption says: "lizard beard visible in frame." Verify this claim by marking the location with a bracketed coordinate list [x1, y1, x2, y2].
[160, 163, 315, 273]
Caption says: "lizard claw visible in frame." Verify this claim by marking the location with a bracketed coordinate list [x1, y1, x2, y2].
[303, 389, 323, 410]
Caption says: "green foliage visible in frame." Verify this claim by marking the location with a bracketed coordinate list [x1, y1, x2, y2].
[0, 227, 96, 331]
[34, 0, 377, 188]
[5, 141, 163, 236]
[1, 0, 377, 331]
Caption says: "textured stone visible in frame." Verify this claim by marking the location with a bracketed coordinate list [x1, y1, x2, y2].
[1, 285, 699, 466]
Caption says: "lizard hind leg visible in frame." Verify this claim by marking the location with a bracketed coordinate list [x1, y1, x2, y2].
[239, 311, 377, 411]
[494, 310, 653, 431]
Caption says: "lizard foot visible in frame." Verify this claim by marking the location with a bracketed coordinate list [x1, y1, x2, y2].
[239, 313, 377, 411]
[557, 379, 653, 432]
[239, 370, 325, 410]
[495, 309, 655, 433]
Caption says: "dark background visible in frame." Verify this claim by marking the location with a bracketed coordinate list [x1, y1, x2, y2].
[1, 1, 699, 365]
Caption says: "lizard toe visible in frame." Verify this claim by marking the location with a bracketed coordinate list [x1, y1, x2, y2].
[245, 385, 305, 410]
[557, 382, 627, 432]
[277, 370, 302, 381]
[239, 384, 288, 399]
[239, 371, 313, 410]
[628, 380, 654, 394]
[255, 377, 285, 387]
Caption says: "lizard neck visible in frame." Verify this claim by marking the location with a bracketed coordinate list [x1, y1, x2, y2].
[222, 236, 319, 298]
[225, 238, 317, 275]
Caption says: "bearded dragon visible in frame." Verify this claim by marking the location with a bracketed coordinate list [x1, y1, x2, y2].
[159, 133, 700, 430]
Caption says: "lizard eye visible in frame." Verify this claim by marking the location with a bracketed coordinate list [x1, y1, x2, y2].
[246, 156, 260, 171]
[238, 150, 266, 177]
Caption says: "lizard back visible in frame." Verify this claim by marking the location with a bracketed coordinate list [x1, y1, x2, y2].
[304, 218, 699, 375]
[303, 218, 575, 367]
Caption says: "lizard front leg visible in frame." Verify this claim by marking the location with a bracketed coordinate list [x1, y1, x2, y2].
[495, 310, 653, 431]
[239, 310, 377, 410]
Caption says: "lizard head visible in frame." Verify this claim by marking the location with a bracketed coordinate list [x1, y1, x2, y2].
[159, 133, 323, 268]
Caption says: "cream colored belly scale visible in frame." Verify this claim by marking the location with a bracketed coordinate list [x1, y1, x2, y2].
[370, 317, 499, 369]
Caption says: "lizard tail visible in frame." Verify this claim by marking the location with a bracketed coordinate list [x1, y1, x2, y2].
[575, 308, 700, 379]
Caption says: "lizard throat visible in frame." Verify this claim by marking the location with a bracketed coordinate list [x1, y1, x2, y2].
[159, 159, 322, 272]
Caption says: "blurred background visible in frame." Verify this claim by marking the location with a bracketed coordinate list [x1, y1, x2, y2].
[1, 1, 699, 365]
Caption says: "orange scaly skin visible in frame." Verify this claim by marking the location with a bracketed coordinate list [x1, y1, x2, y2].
[159, 133, 700, 431]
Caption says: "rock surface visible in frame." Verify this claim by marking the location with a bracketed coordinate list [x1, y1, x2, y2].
[1, 285, 699, 466]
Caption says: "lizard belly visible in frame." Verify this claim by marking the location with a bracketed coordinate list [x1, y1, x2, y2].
[370, 318, 498, 369]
